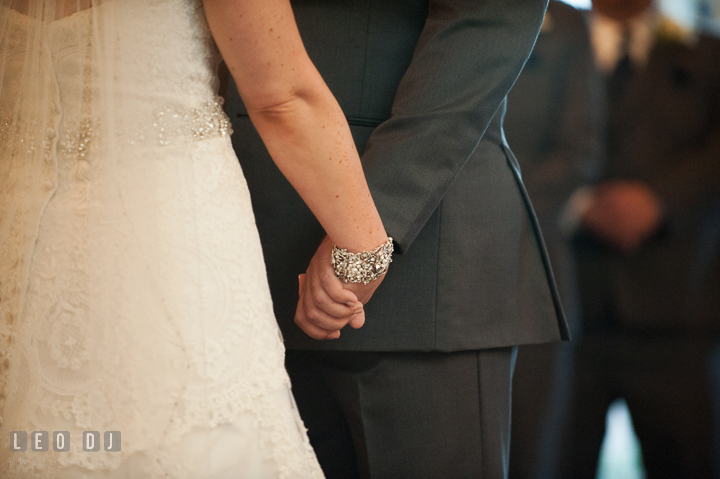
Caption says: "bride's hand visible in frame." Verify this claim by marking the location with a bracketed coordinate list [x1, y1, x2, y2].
[295, 237, 364, 340]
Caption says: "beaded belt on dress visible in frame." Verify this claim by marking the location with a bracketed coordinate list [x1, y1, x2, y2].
[60, 97, 232, 158]
[0, 97, 232, 160]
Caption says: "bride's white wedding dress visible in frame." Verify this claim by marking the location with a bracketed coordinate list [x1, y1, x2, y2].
[0, 1, 324, 477]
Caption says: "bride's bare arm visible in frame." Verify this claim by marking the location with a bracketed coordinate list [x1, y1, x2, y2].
[204, 0, 388, 338]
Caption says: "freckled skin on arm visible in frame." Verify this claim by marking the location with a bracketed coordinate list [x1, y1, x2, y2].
[203, 0, 389, 338]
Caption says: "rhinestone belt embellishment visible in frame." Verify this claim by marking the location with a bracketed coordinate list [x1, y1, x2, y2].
[154, 98, 232, 146]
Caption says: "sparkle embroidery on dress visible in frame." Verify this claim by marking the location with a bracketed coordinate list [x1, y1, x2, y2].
[60, 118, 95, 159]
[0, 118, 11, 144]
[58, 98, 231, 153]
[154, 98, 232, 146]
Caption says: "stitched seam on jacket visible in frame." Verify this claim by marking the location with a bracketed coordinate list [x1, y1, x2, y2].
[433, 202, 442, 348]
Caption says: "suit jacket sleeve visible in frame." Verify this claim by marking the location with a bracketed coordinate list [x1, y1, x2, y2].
[361, 0, 550, 253]
[647, 35, 720, 219]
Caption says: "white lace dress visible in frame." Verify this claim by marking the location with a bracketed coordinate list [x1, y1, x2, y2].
[0, 1, 324, 478]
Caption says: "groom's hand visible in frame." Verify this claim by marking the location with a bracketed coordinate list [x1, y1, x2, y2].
[295, 237, 364, 340]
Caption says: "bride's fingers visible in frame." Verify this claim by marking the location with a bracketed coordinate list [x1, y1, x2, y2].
[301, 291, 353, 331]
[295, 292, 341, 340]
[309, 271, 362, 319]
[318, 266, 359, 308]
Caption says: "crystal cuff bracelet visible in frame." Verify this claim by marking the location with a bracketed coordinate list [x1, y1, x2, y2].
[331, 238, 394, 285]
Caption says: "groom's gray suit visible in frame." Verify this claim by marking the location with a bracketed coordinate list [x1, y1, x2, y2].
[226, 0, 568, 476]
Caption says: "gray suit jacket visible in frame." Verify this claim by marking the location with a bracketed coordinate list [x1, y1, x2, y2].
[226, 0, 569, 351]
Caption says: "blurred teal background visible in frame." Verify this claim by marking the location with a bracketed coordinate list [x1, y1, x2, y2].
[561, 0, 703, 28]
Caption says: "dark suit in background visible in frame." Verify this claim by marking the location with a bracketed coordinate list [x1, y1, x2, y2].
[226, 0, 568, 477]
[559, 19, 720, 479]
[504, 2, 604, 478]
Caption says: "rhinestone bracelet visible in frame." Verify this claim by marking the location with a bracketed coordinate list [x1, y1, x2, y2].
[331, 238, 394, 285]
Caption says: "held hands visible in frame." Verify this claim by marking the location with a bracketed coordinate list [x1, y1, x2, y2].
[581, 181, 663, 254]
[295, 236, 385, 340]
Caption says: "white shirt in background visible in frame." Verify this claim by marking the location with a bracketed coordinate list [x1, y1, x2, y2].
[589, 9, 660, 73]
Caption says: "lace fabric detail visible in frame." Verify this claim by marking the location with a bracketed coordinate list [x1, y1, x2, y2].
[0, 1, 323, 477]
[1, 140, 322, 478]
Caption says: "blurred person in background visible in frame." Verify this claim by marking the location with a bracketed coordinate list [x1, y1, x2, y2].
[504, 2, 605, 478]
[558, 0, 720, 477]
